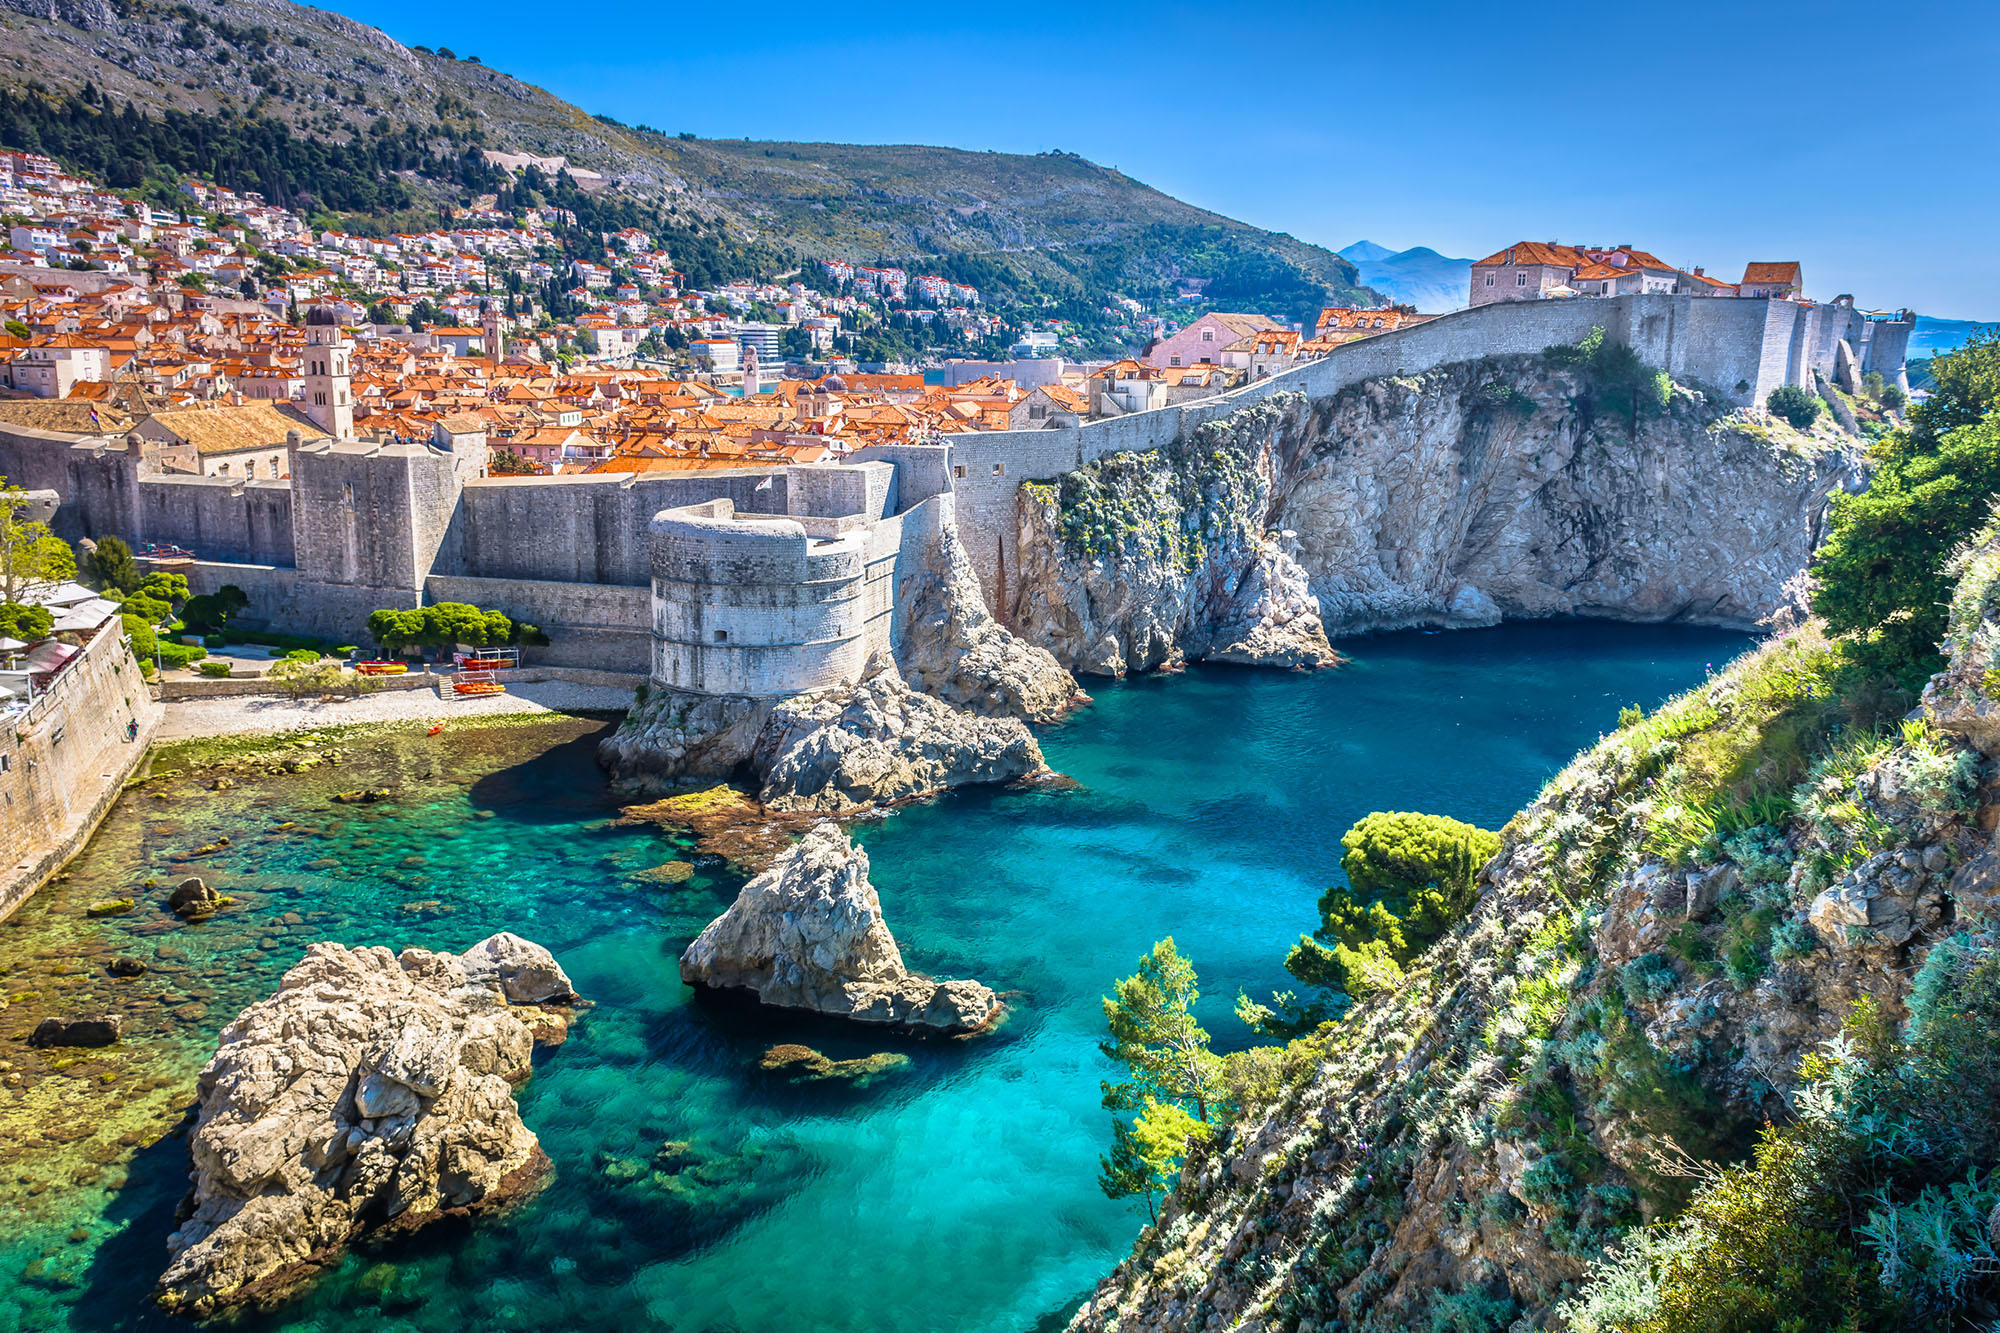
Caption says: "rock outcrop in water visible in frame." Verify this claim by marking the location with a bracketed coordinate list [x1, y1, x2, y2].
[601, 659, 1049, 809]
[1015, 356, 1859, 676]
[680, 822, 1001, 1033]
[156, 933, 578, 1316]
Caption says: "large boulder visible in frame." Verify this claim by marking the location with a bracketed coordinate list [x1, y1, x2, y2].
[750, 661, 1047, 812]
[680, 822, 1000, 1034]
[155, 934, 578, 1316]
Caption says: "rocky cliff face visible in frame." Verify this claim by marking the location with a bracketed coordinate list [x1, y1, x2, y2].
[680, 822, 1001, 1034]
[1068, 532, 2000, 1332]
[156, 935, 576, 1316]
[1015, 357, 1859, 676]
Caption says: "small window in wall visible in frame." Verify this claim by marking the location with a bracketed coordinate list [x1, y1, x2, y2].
[1200, 329, 1214, 342]
[713, 630, 728, 643]
[992, 463, 1005, 476]
[1516, 271, 1529, 286]
[953, 464, 967, 479]
[1170, 355, 1181, 366]
[1484, 273, 1495, 286]
[0, 753, 10, 773]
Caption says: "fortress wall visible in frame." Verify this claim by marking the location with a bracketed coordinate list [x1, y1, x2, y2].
[944, 293, 1857, 614]
[291, 445, 426, 592]
[62, 440, 143, 543]
[138, 475, 296, 566]
[450, 469, 793, 587]
[424, 574, 651, 672]
[848, 443, 952, 508]
[787, 459, 893, 523]
[0, 619, 160, 922]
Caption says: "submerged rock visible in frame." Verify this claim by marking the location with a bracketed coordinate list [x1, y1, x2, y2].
[757, 1043, 911, 1084]
[154, 933, 578, 1316]
[680, 822, 1001, 1034]
[30, 1015, 123, 1048]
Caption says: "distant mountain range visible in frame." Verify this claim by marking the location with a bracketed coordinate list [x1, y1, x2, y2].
[1911, 316, 1997, 359]
[1337, 242, 1473, 313]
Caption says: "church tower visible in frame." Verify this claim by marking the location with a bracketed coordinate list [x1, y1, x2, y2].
[481, 298, 505, 363]
[303, 307, 354, 439]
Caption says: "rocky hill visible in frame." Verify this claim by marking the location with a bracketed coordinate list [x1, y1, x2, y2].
[0, 0, 1374, 316]
[1067, 513, 2000, 1330]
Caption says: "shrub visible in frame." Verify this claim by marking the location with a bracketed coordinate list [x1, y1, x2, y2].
[1620, 953, 1678, 1005]
[197, 660, 233, 678]
[156, 641, 206, 669]
[121, 613, 156, 659]
[1881, 384, 1907, 411]
[1767, 384, 1823, 430]
[282, 647, 320, 663]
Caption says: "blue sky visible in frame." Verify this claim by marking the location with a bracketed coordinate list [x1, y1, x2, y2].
[330, 0, 1999, 319]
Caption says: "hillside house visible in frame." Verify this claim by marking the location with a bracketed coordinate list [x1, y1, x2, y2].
[1739, 262, 1804, 299]
[1144, 311, 1285, 369]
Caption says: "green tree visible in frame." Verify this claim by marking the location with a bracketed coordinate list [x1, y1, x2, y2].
[1099, 939, 1221, 1219]
[0, 480, 76, 602]
[0, 601, 53, 642]
[1812, 412, 2000, 678]
[1245, 812, 1499, 1034]
[1767, 384, 1823, 430]
[82, 534, 142, 594]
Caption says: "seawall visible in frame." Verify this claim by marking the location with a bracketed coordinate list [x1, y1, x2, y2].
[0, 621, 162, 922]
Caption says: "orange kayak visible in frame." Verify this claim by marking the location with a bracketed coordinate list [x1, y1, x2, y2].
[453, 680, 506, 696]
[357, 661, 408, 675]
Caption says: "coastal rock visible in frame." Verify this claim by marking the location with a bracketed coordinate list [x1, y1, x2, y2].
[1014, 358, 1858, 674]
[458, 931, 577, 1004]
[170, 876, 222, 919]
[108, 956, 147, 978]
[597, 688, 774, 792]
[679, 822, 1000, 1034]
[893, 514, 1081, 719]
[155, 933, 578, 1316]
[749, 660, 1047, 812]
[29, 1015, 123, 1047]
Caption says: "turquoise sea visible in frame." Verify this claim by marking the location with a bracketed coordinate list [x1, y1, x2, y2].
[0, 621, 1751, 1332]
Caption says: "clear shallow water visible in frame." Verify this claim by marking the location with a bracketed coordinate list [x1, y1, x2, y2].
[0, 621, 1751, 1333]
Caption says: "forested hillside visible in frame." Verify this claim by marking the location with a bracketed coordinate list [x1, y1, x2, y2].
[0, 0, 1374, 324]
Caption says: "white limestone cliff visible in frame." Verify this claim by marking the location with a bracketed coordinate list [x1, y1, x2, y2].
[1013, 356, 1860, 676]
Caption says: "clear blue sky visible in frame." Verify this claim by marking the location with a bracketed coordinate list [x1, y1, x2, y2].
[327, 0, 1998, 319]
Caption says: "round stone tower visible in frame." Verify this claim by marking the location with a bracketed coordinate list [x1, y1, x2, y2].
[648, 498, 872, 697]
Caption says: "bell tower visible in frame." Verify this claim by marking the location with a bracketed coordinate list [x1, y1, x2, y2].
[303, 307, 354, 439]
[481, 297, 505, 363]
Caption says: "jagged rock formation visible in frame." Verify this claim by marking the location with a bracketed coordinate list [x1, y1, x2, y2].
[1016, 356, 1859, 676]
[749, 661, 1047, 812]
[1015, 396, 1338, 676]
[155, 934, 578, 1316]
[1068, 534, 2000, 1331]
[601, 660, 1048, 809]
[894, 517, 1082, 718]
[680, 822, 1001, 1034]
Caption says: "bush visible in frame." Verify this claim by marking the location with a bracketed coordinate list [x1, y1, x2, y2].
[282, 647, 320, 663]
[156, 641, 206, 669]
[1881, 384, 1907, 412]
[120, 613, 156, 659]
[1766, 384, 1823, 430]
[197, 660, 233, 678]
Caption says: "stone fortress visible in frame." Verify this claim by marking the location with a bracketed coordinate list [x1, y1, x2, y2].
[0, 292, 1913, 706]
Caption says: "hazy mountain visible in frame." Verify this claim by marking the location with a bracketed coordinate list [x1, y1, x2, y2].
[1912, 315, 1997, 358]
[1337, 242, 1474, 313]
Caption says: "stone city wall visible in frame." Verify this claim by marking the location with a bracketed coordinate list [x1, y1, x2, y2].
[423, 574, 652, 672]
[0, 619, 161, 922]
[944, 293, 1871, 616]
